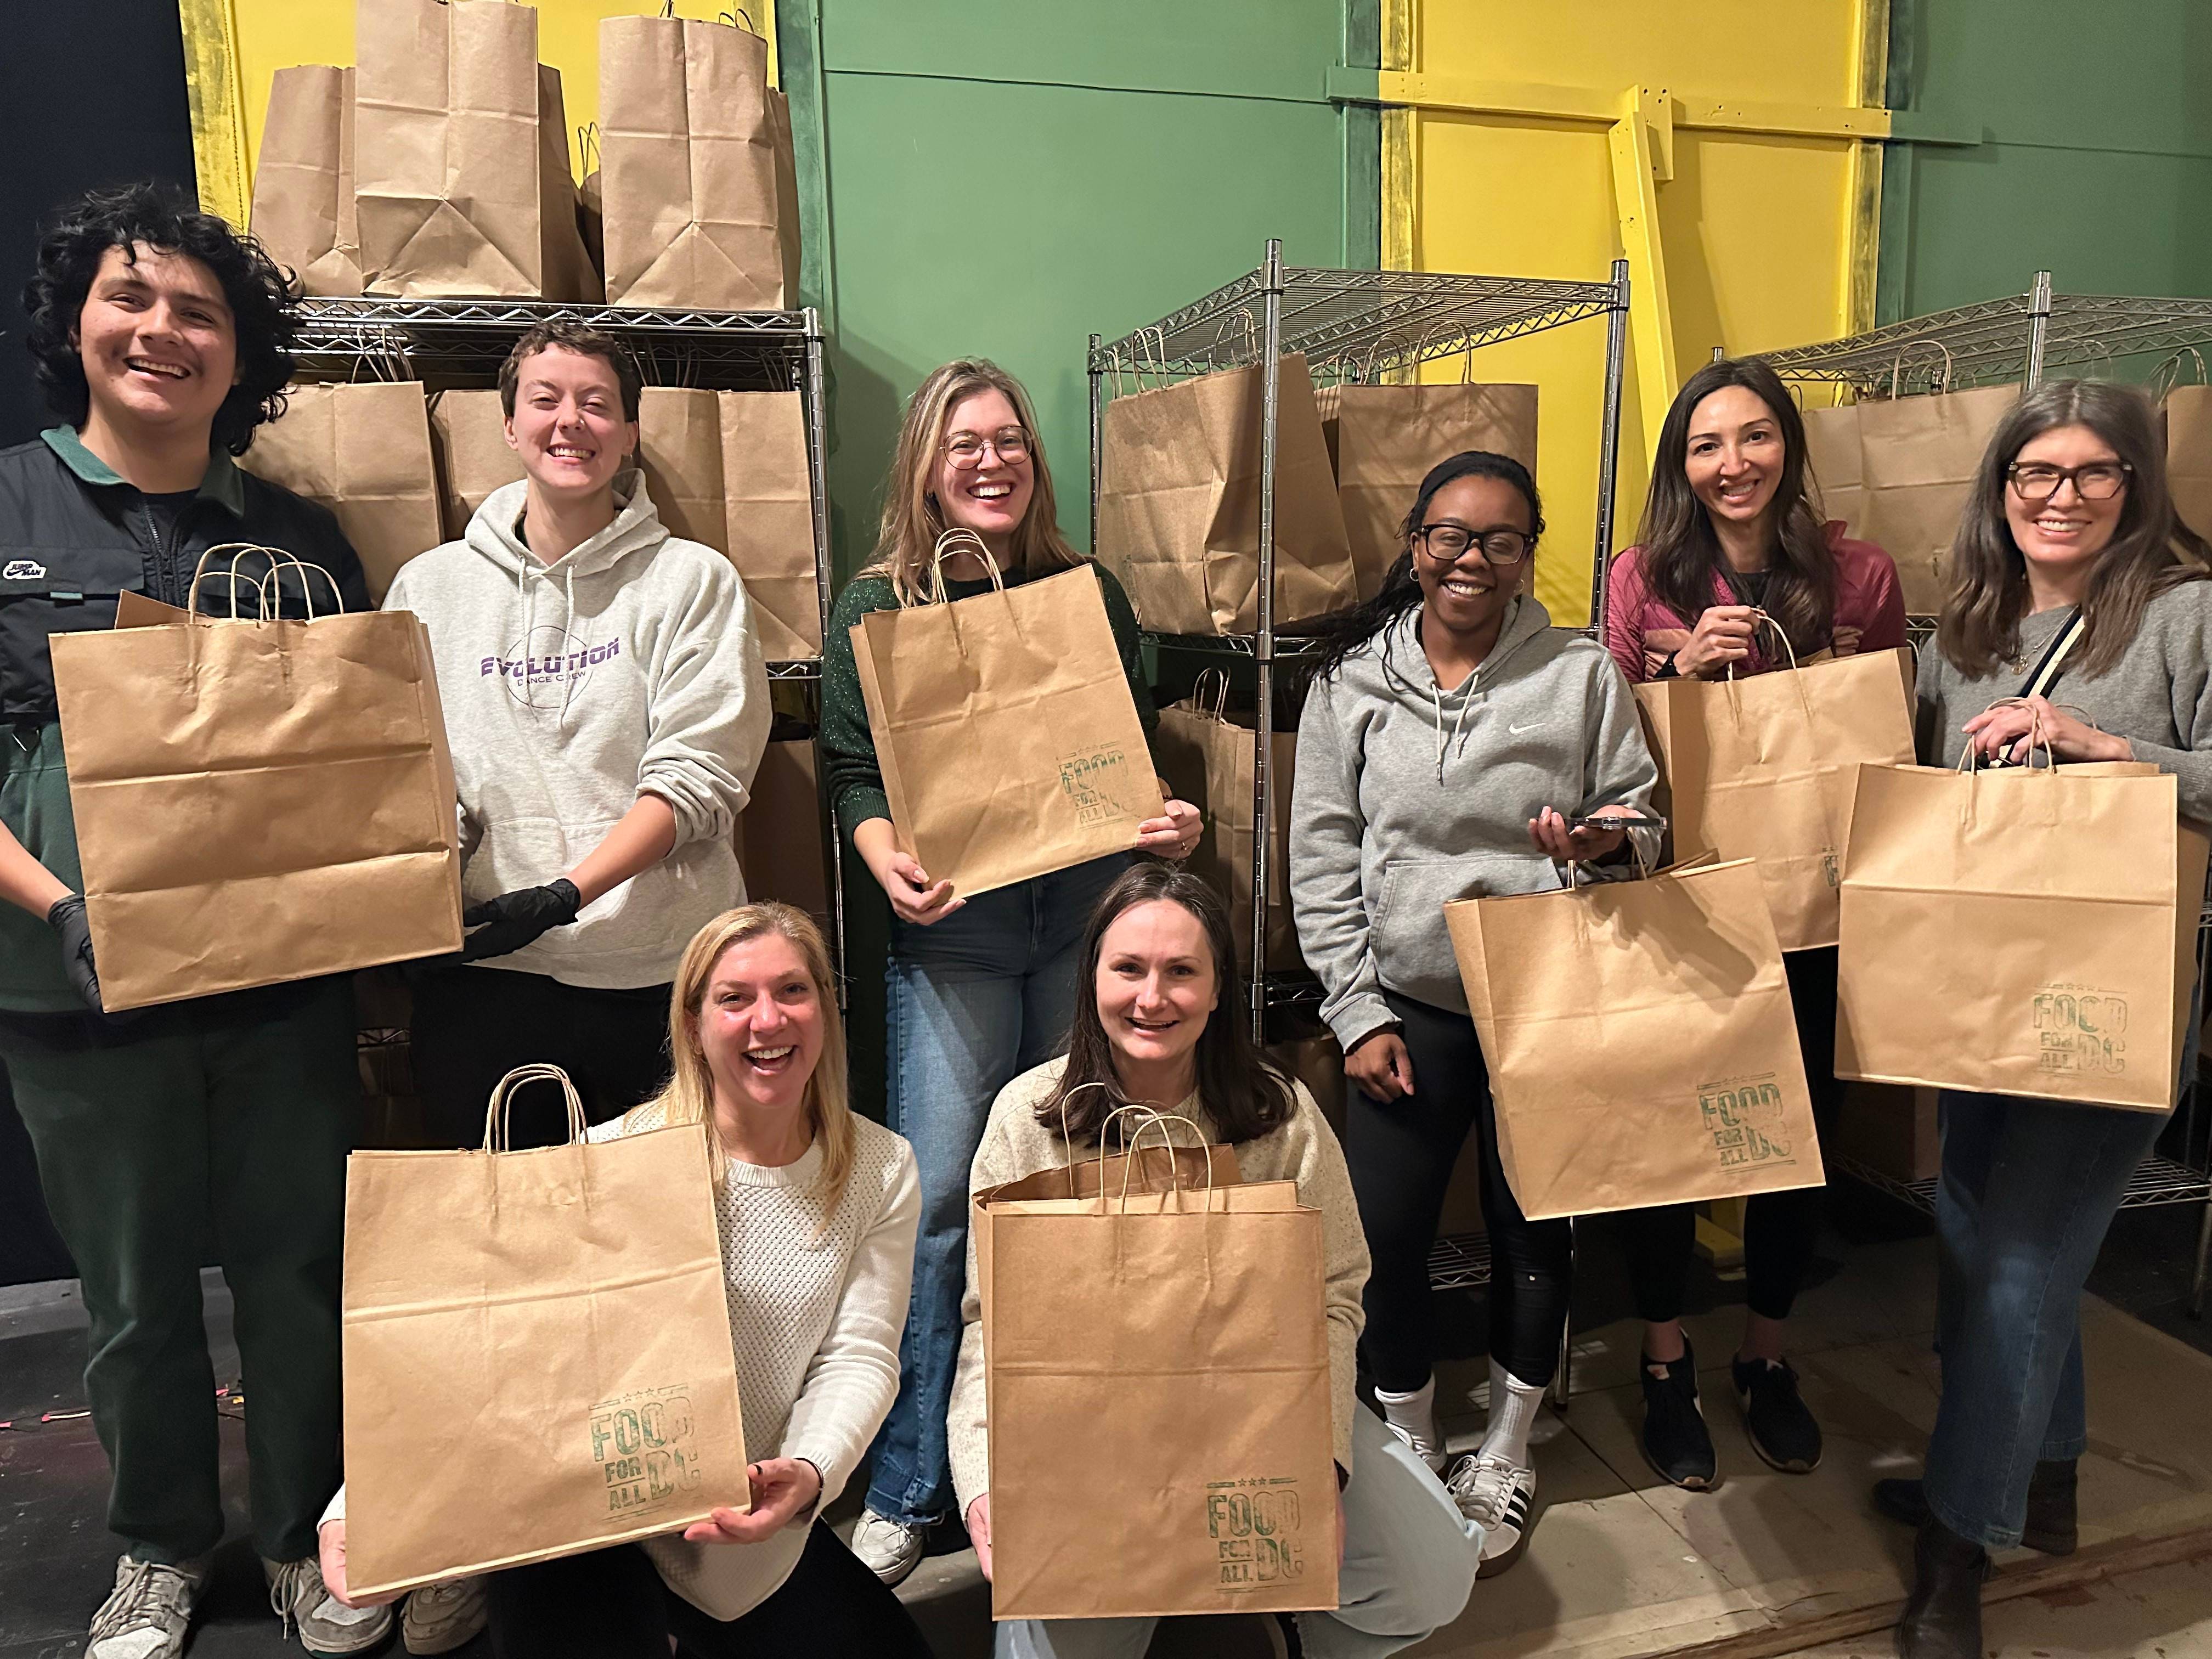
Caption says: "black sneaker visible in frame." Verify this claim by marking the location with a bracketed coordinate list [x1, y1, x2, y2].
[1639, 1344, 1717, 1490]
[1733, 1355, 1822, 1472]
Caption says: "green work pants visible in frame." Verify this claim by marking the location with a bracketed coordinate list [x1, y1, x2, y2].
[1, 977, 358, 1565]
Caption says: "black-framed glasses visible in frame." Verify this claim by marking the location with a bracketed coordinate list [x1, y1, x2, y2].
[945, 427, 1031, 470]
[1414, 524, 1534, 566]
[2007, 460, 2131, 503]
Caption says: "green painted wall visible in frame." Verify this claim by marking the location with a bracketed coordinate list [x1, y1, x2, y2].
[775, 0, 1378, 1108]
[1880, 0, 2212, 320]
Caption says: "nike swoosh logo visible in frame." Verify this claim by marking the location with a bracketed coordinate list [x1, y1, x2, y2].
[1508, 721, 1544, 735]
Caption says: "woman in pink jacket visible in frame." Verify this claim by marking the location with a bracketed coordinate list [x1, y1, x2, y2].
[1601, 356, 1905, 1496]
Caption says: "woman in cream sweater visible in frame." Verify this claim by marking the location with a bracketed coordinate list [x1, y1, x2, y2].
[319, 905, 928, 1657]
[948, 862, 1484, 1659]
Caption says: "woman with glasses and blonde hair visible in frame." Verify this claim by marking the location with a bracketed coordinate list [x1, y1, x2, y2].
[317, 904, 930, 1657]
[1599, 356, 1906, 1497]
[821, 359, 1203, 1582]
[1290, 451, 1658, 1578]
[1872, 380, 2212, 1659]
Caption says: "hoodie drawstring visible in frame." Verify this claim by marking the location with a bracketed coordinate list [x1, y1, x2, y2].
[557, 562, 580, 731]
[1431, 673, 1478, 782]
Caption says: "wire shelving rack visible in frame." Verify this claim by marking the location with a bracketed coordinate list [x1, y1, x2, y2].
[292, 296, 844, 985]
[1088, 244, 1632, 1042]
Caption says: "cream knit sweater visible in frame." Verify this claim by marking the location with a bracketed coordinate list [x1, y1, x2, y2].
[946, 1057, 1370, 1523]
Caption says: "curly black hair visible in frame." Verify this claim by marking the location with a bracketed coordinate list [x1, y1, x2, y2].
[22, 182, 299, 455]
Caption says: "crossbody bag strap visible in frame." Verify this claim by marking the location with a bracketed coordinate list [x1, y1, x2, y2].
[2017, 607, 2086, 701]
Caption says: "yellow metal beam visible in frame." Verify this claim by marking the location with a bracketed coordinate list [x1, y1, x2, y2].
[1374, 70, 1891, 143]
[1609, 86, 1678, 469]
[177, 0, 252, 227]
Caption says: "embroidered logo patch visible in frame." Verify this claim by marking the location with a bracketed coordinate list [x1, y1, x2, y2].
[2, 560, 48, 580]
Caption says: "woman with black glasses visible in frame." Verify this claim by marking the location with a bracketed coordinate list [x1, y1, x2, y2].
[1290, 451, 1658, 1579]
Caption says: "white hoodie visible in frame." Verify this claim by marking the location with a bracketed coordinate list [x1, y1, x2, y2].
[383, 473, 770, 989]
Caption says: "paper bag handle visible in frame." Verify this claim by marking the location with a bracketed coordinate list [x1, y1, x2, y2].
[190, 544, 344, 622]
[1113, 1111, 1216, 1213]
[1885, 341, 1954, 399]
[2154, 348, 2209, 398]
[910, 527, 1004, 607]
[480, 1063, 589, 1152]
[1191, 668, 1231, 723]
[1720, 608, 1802, 680]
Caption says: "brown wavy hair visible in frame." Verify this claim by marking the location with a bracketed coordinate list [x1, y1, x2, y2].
[862, 358, 1082, 604]
[626, 903, 854, 1213]
[1937, 378, 2210, 680]
[1039, 863, 1296, 1147]
[1633, 356, 1837, 655]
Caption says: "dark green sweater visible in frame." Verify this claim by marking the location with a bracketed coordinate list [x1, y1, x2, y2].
[821, 561, 1159, 840]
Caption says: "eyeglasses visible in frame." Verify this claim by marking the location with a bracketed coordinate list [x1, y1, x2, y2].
[945, 427, 1031, 470]
[1414, 524, 1534, 566]
[2007, 460, 2131, 503]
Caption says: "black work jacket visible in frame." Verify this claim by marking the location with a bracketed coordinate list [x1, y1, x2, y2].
[0, 427, 369, 720]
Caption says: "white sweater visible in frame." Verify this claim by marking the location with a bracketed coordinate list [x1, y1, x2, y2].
[325, 1108, 918, 1622]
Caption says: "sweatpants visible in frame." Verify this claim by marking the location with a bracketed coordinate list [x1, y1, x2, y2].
[0, 978, 358, 1565]
[409, 964, 672, 1150]
[483, 1522, 933, 1658]
[1616, 947, 1843, 1324]
[1346, 991, 1573, 1392]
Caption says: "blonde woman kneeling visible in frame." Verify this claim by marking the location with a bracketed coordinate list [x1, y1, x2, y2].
[317, 906, 928, 1658]
[950, 864, 1483, 1659]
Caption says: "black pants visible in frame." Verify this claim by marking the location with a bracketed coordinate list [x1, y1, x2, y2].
[410, 965, 672, 1150]
[1617, 947, 1844, 1325]
[1347, 991, 1575, 1392]
[483, 1523, 933, 1659]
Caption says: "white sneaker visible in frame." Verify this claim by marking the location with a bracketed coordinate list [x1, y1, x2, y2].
[850, 1510, 928, 1587]
[86, 1554, 210, 1659]
[265, 1554, 396, 1655]
[1381, 1413, 1449, 1472]
[403, 1576, 487, 1654]
[1445, 1451, 1539, 1579]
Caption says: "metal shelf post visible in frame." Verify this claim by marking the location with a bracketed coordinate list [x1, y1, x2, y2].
[1250, 241, 1285, 1042]
[1588, 258, 1632, 636]
[2027, 270, 2054, 390]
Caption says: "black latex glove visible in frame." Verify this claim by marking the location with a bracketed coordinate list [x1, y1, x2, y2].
[459, 879, 583, 963]
[46, 894, 104, 1012]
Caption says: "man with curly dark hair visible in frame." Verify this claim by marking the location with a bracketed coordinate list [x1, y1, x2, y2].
[0, 184, 387, 1658]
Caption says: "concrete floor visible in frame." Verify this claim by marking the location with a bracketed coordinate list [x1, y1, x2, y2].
[3, 1183, 2209, 1658]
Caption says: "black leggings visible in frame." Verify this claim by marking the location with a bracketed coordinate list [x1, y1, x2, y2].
[1346, 991, 1574, 1392]
[409, 964, 672, 1150]
[1616, 947, 1844, 1325]
[483, 1522, 933, 1658]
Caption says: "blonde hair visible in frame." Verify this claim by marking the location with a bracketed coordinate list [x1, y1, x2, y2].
[628, 904, 855, 1215]
[863, 357, 1082, 605]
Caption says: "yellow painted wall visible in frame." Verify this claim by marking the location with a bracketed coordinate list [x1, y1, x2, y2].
[219, 0, 777, 196]
[1403, 0, 1879, 623]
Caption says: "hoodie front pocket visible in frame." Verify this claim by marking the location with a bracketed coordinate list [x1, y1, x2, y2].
[1371, 855, 1518, 990]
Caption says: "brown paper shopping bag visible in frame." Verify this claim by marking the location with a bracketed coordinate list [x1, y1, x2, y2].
[427, 389, 526, 540]
[1836, 759, 2210, 1111]
[1633, 643, 1916, 950]
[1154, 679, 1299, 970]
[978, 1128, 1336, 1618]
[2163, 378, 2212, 545]
[1446, 859, 1822, 1220]
[850, 549, 1163, 896]
[599, 13, 794, 309]
[637, 387, 727, 555]
[251, 65, 360, 296]
[736, 740, 831, 925]
[1317, 380, 1538, 600]
[50, 550, 463, 1009]
[1807, 385, 2018, 614]
[720, 391, 821, 658]
[356, 0, 595, 300]
[342, 1065, 748, 1598]
[239, 382, 444, 603]
[1098, 355, 1355, 634]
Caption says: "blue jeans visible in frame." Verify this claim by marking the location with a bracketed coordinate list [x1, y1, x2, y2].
[996, 1403, 1481, 1659]
[865, 853, 1131, 1527]
[1922, 1089, 2169, 1550]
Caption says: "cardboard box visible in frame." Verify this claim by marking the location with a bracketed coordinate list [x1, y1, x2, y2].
[1835, 1081, 1940, 1183]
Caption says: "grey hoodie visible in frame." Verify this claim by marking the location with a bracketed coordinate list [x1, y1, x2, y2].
[382, 473, 770, 989]
[1290, 594, 1659, 1049]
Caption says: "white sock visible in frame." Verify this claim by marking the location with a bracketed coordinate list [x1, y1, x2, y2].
[1478, 1357, 1543, 1467]
[1374, 1376, 1438, 1445]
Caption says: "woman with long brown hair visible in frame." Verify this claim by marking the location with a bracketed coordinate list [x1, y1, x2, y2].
[1600, 356, 1906, 1495]
[818, 359, 1202, 1582]
[948, 863, 1483, 1658]
[1876, 380, 2212, 1659]
[317, 905, 930, 1656]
